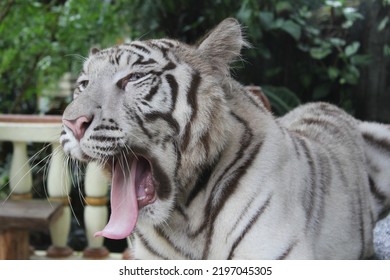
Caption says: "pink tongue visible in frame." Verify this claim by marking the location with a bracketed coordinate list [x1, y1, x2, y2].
[94, 160, 139, 239]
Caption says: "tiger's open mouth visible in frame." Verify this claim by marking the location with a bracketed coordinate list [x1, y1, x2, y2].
[94, 155, 156, 239]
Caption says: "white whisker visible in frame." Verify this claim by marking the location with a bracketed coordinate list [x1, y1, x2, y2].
[1, 143, 54, 204]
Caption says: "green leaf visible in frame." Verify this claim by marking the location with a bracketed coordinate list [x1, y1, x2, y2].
[310, 47, 332, 60]
[341, 65, 360, 85]
[297, 43, 310, 52]
[345, 42, 360, 56]
[258, 11, 274, 30]
[325, 1, 342, 8]
[342, 20, 354, 29]
[384, 44, 390, 57]
[342, 8, 364, 28]
[350, 54, 372, 65]
[276, 1, 292, 13]
[378, 16, 389, 32]
[304, 25, 320, 36]
[280, 20, 301, 41]
[329, 37, 346, 47]
[327, 67, 340, 80]
[0, 49, 18, 74]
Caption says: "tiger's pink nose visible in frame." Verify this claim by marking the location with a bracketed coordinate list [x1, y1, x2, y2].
[63, 116, 92, 141]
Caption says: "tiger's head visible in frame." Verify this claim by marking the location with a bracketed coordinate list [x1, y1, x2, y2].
[60, 18, 247, 239]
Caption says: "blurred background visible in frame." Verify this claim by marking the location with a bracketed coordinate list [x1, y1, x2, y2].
[0, 0, 389, 254]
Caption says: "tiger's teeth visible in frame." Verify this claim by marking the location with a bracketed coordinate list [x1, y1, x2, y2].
[137, 196, 146, 201]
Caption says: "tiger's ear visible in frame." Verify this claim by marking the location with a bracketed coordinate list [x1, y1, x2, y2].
[89, 47, 100, 55]
[197, 18, 248, 73]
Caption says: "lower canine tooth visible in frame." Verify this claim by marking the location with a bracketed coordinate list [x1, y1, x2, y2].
[137, 196, 146, 201]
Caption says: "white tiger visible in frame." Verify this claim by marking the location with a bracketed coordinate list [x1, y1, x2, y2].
[60, 18, 390, 259]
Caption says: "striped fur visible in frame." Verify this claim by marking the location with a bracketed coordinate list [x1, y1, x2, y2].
[60, 18, 390, 259]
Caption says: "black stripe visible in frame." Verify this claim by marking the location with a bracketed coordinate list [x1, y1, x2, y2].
[154, 226, 192, 259]
[227, 195, 272, 259]
[141, 100, 152, 108]
[314, 151, 331, 231]
[165, 74, 178, 110]
[92, 146, 114, 152]
[185, 161, 217, 207]
[131, 43, 151, 54]
[109, 54, 115, 65]
[173, 140, 181, 181]
[123, 50, 144, 65]
[147, 42, 170, 59]
[226, 195, 257, 239]
[115, 50, 122, 65]
[144, 112, 180, 134]
[300, 117, 345, 140]
[89, 135, 122, 142]
[135, 75, 157, 89]
[134, 114, 153, 139]
[135, 231, 167, 259]
[317, 103, 350, 121]
[276, 240, 298, 260]
[299, 138, 317, 229]
[160, 47, 169, 58]
[159, 39, 176, 48]
[89, 151, 111, 158]
[93, 125, 120, 131]
[299, 135, 332, 235]
[152, 161, 172, 200]
[144, 84, 159, 101]
[163, 61, 177, 71]
[362, 132, 390, 155]
[357, 194, 366, 259]
[368, 175, 390, 219]
[174, 204, 189, 221]
[369, 176, 386, 203]
[181, 71, 201, 151]
[244, 87, 269, 113]
[143, 73, 179, 133]
[200, 130, 211, 157]
[290, 133, 302, 158]
[132, 58, 157, 66]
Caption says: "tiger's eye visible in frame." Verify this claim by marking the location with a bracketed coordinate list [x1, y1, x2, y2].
[78, 80, 89, 91]
[117, 73, 146, 90]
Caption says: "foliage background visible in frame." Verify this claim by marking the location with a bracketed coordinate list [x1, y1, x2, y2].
[0, 0, 389, 117]
[0, 0, 389, 252]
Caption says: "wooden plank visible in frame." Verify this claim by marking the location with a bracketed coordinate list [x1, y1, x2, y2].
[0, 229, 30, 259]
[0, 199, 63, 231]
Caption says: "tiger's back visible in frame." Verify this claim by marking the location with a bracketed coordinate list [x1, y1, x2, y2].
[279, 102, 375, 259]
[60, 18, 390, 259]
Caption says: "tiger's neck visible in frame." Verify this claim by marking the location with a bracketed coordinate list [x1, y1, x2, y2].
[177, 81, 276, 208]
